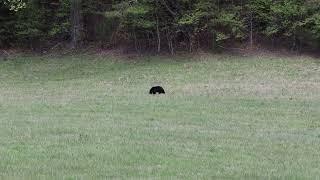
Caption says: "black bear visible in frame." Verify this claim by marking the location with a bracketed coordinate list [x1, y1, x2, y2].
[149, 86, 165, 94]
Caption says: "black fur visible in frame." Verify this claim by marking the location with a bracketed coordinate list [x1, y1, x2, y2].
[149, 86, 165, 94]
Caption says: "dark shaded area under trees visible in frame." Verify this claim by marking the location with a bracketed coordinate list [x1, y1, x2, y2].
[1, 0, 320, 54]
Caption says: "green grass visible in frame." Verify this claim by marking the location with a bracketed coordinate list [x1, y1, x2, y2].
[0, 54, 319, 179]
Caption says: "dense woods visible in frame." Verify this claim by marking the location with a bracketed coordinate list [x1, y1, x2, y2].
[1, 0, 320, 53]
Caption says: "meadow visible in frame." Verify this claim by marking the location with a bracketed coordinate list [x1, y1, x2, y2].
[0, 54, 319, 179]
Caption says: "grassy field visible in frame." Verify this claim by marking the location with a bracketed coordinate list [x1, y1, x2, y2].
[0, 54, 319, 179]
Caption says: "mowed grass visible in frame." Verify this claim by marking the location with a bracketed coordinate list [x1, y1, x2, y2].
[0, 54, 319, 179]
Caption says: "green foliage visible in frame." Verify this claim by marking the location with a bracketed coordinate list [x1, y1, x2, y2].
[309, 14, 320, 38]
[107, 0, 155, 29]
[214, 11, 246, 40]
[0, 0, 70, 48]
[4, 0, 26, 11]
[247, 0, 320, 49]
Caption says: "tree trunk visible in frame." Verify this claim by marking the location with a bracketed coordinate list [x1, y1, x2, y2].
[166, 30, 174, 55]
[249, 11, 253, 49]
[292, 34, 301, 53]
[71, 0, 82, 49]
[133, 31, 137, 52]
[188, 33, 193, 52]
[212, 31, 217, 51]
[156, 16, 161, 53]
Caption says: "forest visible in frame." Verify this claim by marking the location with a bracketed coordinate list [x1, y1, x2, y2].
[1, 0, 320, 53]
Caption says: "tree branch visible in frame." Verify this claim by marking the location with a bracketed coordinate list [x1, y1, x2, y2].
[159, 0, 176, 16]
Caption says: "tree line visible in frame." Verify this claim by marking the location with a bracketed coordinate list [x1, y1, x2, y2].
[1, 0, 320, 53]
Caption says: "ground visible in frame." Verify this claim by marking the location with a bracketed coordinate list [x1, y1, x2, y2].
[0, 54, 319, 179]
